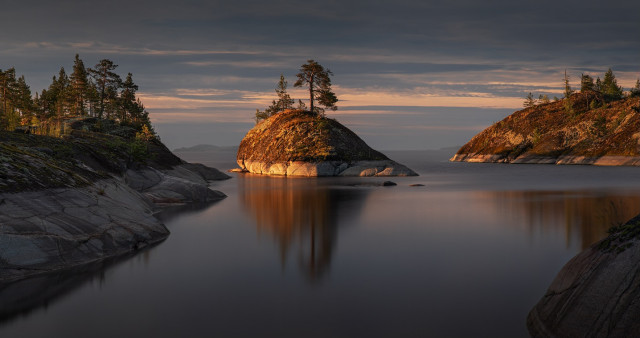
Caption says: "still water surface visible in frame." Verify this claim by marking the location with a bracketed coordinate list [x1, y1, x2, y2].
[2, 150, 640, 337]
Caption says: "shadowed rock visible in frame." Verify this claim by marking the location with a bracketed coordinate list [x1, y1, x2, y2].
[528, 215, 640, 337]
[0, 122, 228, 282]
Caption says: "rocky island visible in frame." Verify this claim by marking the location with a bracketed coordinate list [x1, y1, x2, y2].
[0, 118, 229, 282]
[235, 109, 417, 176]
[452, 93, 640, 165]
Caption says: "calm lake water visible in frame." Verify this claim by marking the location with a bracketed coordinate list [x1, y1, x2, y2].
[3, 150, 640, 337]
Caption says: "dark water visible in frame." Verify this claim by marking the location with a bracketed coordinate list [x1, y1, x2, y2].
[3, 150, 640, 337]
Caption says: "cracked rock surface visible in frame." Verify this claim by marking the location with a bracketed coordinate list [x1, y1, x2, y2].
[0, 180, 167, 282]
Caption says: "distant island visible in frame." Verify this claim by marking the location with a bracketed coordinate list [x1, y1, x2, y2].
[453, 69, 640, 165]
[236, 60, 417, 177]
[236, 109, 417, 176]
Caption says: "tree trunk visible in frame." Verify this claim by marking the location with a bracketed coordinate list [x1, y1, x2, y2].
[309, 74, 314, 113]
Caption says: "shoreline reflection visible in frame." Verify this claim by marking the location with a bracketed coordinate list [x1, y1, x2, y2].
[482, 190, 640, 249]
[239, 176, 371, 282]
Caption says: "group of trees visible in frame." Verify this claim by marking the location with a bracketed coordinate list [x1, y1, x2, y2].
[0, 55, 151, 131]
[524, 93, 550, 108]
[524, 68, 639, 110]
[256, 60, 338, 123]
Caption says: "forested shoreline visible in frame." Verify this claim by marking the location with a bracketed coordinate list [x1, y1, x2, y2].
[0, 55, 152, 134]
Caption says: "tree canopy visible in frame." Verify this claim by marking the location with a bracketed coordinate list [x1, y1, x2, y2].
[294, 59, 338, 115]
[601, 68, 623, 101]
[255, 74, 295, 123]
[0, 55, 153, 133]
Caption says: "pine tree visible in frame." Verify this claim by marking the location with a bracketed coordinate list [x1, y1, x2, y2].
[15, 75, 34, 120]
[119, 73, 140, 123]
[563, 70, 574, 114]
[631, 79, 640, 97]
[538, 94, 550, 105]
[255, 108, 269, 123]
[0, 68, 19, 129]
[88, 59, 122, 119]
[580, 74, 595, 92]
[563, 70, 574, 99]
[55, 67, 70, 117]
[259, 74, 296, 119]
[275, 74, 294, 112]
[595, 77, 603, 93]
[524, 93, 536, 108]
[69, 54, 89, 116]
[294, 60, 338, 115]
[602, 68, 623, 101]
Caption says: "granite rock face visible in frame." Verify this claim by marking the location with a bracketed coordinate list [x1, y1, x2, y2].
[241, 159, 417, 177]
[0, 180, 167, 282]
[528, 215, 640, 337]
[125, 164, 227, 204]
[0, 125, 228, 282]
[236, 110, 418, 176]
[451, 94, 640, 165]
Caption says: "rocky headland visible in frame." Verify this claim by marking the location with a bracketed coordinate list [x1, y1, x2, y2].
[235, 109, 417, 176]
[452, 94, 640, 165]
[0, 118, 229, 282]
[528, 215, 640, 336]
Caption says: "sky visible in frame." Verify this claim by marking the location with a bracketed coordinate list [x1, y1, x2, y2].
[1, 0, 639, 150]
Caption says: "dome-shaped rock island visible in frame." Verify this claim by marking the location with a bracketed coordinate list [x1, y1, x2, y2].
[235, 110, 418, 177]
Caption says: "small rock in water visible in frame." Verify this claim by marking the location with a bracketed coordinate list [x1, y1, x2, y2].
[382, 181, 397, 186]
[409, 184, 425, 187]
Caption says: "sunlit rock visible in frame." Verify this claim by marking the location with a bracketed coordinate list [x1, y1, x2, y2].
[451, 94, 640, 165]
[236, 110, 418, 176]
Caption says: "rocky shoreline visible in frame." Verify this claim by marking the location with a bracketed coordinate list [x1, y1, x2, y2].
[237, 159, 417, 177]
[451, 153, 640, 166]
[0, 123, 230, 283]
[236, 109, 418, 177]
[0, 163, 228, 283]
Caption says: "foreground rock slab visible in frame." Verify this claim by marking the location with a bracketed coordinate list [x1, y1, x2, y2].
[528, 215, 640, 337]
[0, 180, 167, 282]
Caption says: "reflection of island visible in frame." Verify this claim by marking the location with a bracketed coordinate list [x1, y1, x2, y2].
[239, 176, 370, 281]
[481, 190, 640, 249]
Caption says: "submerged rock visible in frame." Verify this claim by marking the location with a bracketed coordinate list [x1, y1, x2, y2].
[528, 215, 640, 337]
[236, 110, 418, 177]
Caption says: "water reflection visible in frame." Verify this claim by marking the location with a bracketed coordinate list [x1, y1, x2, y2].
[239, 176, 371, 281]
[482, 190, 640, 249]
[0, 247, 156, 324]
